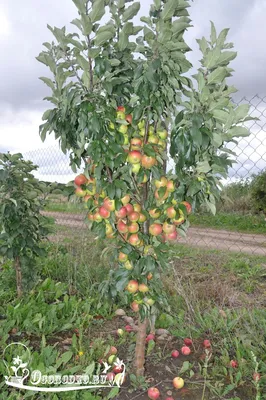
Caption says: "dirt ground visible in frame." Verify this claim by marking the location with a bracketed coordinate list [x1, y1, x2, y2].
[44, 211, 266, 256]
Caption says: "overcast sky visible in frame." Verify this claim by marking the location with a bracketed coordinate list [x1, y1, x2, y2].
[0, 0, 265, 182]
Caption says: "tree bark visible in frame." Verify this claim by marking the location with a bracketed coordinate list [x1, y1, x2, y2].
[134, 317, 148, 376]
[15, 256, 22, 298]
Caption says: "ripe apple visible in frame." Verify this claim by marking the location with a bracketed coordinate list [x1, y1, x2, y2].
[115, 206, 128, 219]
[139, 283, 149, 293]
[184, 338, 193, 346]
[149, 224, 163, 236]
[167, 181, 175, 192]
[126, 114, 132, 124]
[141, 155, 156, 169]
[108, 355, 117, 364]
[99, 206, 111, 219]
[128, 150, 142, 164]
[149, 209, 161, 219]
[165, 231, 178, 241]
[173, 377, 184, 389]
[147, 272, 153, 280]
[139, 213, 147, 222]
[94, 212, 103, 222]
[131, 138, 143, 149]
[131, 301, 139, 312]
[121, 195, 130, 205]
[117, 111, 126, 120]
[171, 350, 180, 358]
[158, 129, 168, 140]
[129, 233, 141, 246]
[146, 333, 155, 343]
[181, 346, 191, 355]
[133, 203, 142, 212]
[148, 135, 159, 144]
[74, 174, 87, 186]
[117, 220, 128, 233]
[182, 201, 192, 214]
[165, 398, 174, 400]
[88, 213, 94, 221]
[109, 346, 117, 355]
[203, 339, 211, 348]
[163, 222, 176, 234]
[126, 280, 139, 293]
[128, 222, 139, 234]
[132, 163, 141, 174]
[117, 106, 125, 113]
[155, 177, 168, 188]
[166, 207, 176, 219]
[113, 365, 123, 374]
[118, 252, 128, 263]
[124, 260, 133, 270]
[106, 372, 115, 382]
[75, 187, 86, 197]
[230, 360, 238, 368]
[125, 203, 134, 214]
[125, 325, 133, 332]
[253, 373, 261, 382]
[147, 387, 160, 400]
[128, 211, 140, 222]
[103, 198, 115, 212]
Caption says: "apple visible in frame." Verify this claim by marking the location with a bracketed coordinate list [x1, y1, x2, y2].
[149, 224, 163, 236]
[184, 338, 193, 346]
[103, 198, 115, 211]
[88, 213, 94, 221]
[126, 280, 139, 293]
[117, 111, 126, 120]
[116, 206, 128, 219]
[133, 203, 142, 212]
[108, 355, 117, 364]
[113, 365, 123, 374]
[203, 339, 211, 348]
[149, 209, 161, 219]
[109, 346, 117, 355]
[181, 201, 192, 214]
[118, 252, 128, 263]
[139, 213, 147, 222]
[99, 206, 111, 219]
[157, 139, 166, 149]
[75, 187, 86, 197]
[158, 129, 168, 140]
[106, 372, 115, 382]
[74, 174, 87, 186]
[163, 222, 176, 234]
[166, 207, 176, 219]
[126, 114, 132, 124]
[123, 134, 129, 145]
[128, 150, 142, 164]
[121, 195, 130, 205]
[253, 373, 261, 382]
[109, 122, 115, 130]
[106, 224, 113, 235]
[124, 260, 133, 270]
[147, 272, 153, 280]
[117, 328, 124, 336]
[139, 283, 149, 293]
[128, 222, 139, 234]
[155, 177, 168, 188]
[139, 127, 145, 136]
[138, 120, 145, 129]
[167, 181, 175, 192]
[128, 211, 140, 222]
[181, 346, 191, 355]
[131, 301, 139, 312]
[146, 333, 155, 343]
[144, 298, 155, 306]
[141, 155, 156, 169]
[165, 398, 174, 400]
[132, 163, 141, 174]
[131, 138, 143, 149]
[230, 360, 238, 368]
[173, 211, 185, 225]
[117, 106, 125, 113]
[94, 212, 103, 222]
[155, 189, 169, 201]
[125, 325, 133, 332]
[117, 220, 128, 233]
[125, 203, 134, 214]
[171, 350, 180, 358]
[128, 233, 141, 246]
[173, 377, 184, 389]
[147, 387, 160, 400]
[148, 135, 159, 144]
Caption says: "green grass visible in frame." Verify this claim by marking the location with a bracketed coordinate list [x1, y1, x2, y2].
[190, 212, 266, 234]
[45, 201, 83, 213]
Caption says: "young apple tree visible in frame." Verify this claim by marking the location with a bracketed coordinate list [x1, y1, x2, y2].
[38, 0, 250, 376]
[0, 153, 52, 297]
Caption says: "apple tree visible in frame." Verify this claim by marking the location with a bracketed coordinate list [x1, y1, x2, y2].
[0, 153, 52, 297]
[38, 0, 250, 375]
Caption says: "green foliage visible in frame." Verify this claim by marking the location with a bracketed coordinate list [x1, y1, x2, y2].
[250, 169, 266, 213]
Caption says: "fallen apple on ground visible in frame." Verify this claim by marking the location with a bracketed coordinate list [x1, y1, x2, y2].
[148, 387, 160, 400]
[173, 377, 184, 389]
[181, 346, 191, 355]
[171, 350, 179, 358]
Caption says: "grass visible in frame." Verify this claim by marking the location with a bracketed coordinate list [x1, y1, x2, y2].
[190, 212, 266, 234]
[44, 201, 83, 213]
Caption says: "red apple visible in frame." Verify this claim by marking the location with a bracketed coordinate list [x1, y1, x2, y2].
[167, 181, 175, 192]
[149, 224, 163, 236]
[253, 373, 261, 382]
[165, 231, 178, 241]
[148, 387, 160, 400]
[146, 333, 155, 343]
[128, 211, 140, 222]
[126, 114, 132, 124]
[166, 206, 176, 219]
[74, 174, 87, 186]
[165, 398, 174, 400]
[117, 220, 128, 233]
[115, 206, 128, 219]
[147, 272, 153, 280]
[106, 372, 115, 382]
[230, 360, 238, 368]
[131, 138, 143, 149]
[128, 222, 139, 233]
[117, 106, 125, 113]
[88, 213, 94, 221]
[126, 280, 138, 293]
[118, 252, 128, 263]
[99, 206, 111, 219]
[131, 301, 139, 312]
[184, 338, 193, 346]
[125, 203, 134, 214]
[109, 346, 117, 355]
[163, 222, 176, 234]
[181, 346, 191, 355]
[173, 377, 184, 389]
[113, 365, 123, 374]
[203, 339, 211, 348]
[103, 198, 115, 211]
[171, 350, 180, 358]
[181, 201, 192, 214]
[125, 325, 133, 332]
[139, 283, 149, 293]
[128, 150, 142, 164]
[141, 155, 156, 169]
[128, 233, 141, 246]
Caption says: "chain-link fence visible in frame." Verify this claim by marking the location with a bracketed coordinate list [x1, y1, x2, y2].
[23, 95, 266, 255]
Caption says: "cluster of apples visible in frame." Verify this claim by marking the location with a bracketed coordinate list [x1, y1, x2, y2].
[101, 346, 125, 385]
[125, 278, 155, 312]
[148, 375, 185, 399]
[74, 173, 97, 199]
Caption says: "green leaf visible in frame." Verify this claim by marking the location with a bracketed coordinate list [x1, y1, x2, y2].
[217, 51, 237, 66]
[228, 126, 250, 138]
[196, 160, 211, 173]
[217, 28, 230, 47]
[94, 30, 114, 46]
[207, 67, 227, 85]
[107, 387, 120, 399]
[39, 77, 55, 91]
[212, 109, 229, 124]
[122, 2, 140, 22]
[90, 0, 105, 23]
[234, 104, 250, 122]
[72, 0, 86, 14]
[205, 200, 216, 215]
[161, 0, 176, 20]
[81, 14, 92, 35]
[210, 21, 217, 45]
[76, 54, 88, 71]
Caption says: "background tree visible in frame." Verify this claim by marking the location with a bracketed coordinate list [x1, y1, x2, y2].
[0, 153, 52, 297]
[38, 0, 250, 376]
[250, 170, 266, 215]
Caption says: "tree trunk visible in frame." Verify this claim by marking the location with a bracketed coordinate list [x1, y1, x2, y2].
[134, 317, 148, 376]
[15, 256, 22, 298]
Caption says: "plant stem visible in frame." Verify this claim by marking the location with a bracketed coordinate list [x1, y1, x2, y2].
[134, 317, 148, 376]
[15, 256, 22, 298]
